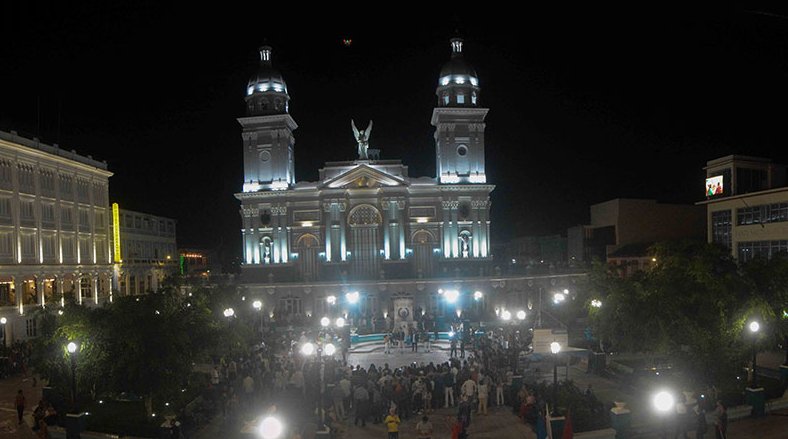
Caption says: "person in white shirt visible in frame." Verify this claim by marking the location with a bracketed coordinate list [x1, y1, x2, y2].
[461, 378, 477, 400]
[477, 379, 489, 415]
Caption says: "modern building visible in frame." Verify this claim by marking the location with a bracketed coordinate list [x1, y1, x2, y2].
[178, 247, 219, 280]
[568, 198, 706, 270]
[698, 155, 788, 261]
[0, 130, 113, 342]
[111, 205, 178, 295]
[235, 40, 585, 328]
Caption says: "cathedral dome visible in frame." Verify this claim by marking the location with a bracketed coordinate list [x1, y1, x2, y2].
[245, 46, 290, 116]
[436, 38, 480, 107]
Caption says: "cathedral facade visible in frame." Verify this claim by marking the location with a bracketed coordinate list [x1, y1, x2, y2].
[236, 40, 582, 326]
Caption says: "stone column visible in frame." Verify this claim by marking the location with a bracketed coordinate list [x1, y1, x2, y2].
[77, 275, 83, 305]
[92, 273, 99, 304]
[57, 277, 65, 307]
[36, 277, 45, 307]
[14, 279, 23, 315]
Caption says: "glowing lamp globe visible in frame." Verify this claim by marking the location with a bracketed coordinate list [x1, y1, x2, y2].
[473, 291, 483, 301]
[320, 317, 330, 327]
[253, 300, 262, 310]
[346, 291, 360, 304]
[301, 342, 315, 356]
[653, 391, 674, 412]
[67, 342, 78, 354]
[258, 416, 283, 439]
[335, 317, 345, 328]
[501, 310, 512, 321]
[324, 343, 336, 356]
[223, 308, 235, 318]
[516, 310, 526, 320]
[0, 317, 6, 324]
[749, 321, 760, 333]
[444, 289, 460, 303]
[550, 341, 561, 354]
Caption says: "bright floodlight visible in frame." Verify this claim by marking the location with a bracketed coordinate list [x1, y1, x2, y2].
[444, 289, 459, 303]
[223, 308, 235, 318]
[326, 295, 336, 305]
[258, 416, 283, 439]
[301, 342, 315, 356]
[253, 300, 263, 310]
[553, 292, 566, 304]
[473, 291, 483, 301]
[67, 342, 78, 354]
[591, 299, 602, 308]
[335, 317, 345, 328]
[324, 343, 336, 356]
[320, 317, 330, 327]
[749, 321, 760, 333]
[346, 291, 360, 304]
[501, 310, 512, 321]
[516, 310, 526, 320]
[550, 341, 561, 354]
[456, 309, 462, 318]
[653, 391, 674, 412]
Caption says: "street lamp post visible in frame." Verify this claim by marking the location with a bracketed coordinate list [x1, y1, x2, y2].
[253, 300, 263, 335]
[550, 341, 561, 416]
[653, 390, 675, 439]
[301, 337, 337, 431]
[749, 321, 760, 388]
[67, 341, 79, 411]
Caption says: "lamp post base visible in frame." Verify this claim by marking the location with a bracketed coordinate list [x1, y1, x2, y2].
[745, 387, 765, 417]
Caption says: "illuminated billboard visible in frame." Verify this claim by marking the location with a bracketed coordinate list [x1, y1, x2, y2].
[705, 175, 723, 197]
[112, 203, 121, 263]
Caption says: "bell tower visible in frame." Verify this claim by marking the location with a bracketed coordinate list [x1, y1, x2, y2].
[431, 38, 488, 184]
[239, 46, 296, 192]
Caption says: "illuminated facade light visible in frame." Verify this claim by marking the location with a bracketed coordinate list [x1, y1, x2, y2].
[473, 291, 483, 301]
[326, 295, 336, 305]
[516, 310, 526, 320]
[501, 310, 511, 321]
[553, 292, 566, 304]
[346, 291, 360, 304]
[591, 299, 602, 308]
[301, 221, 313, 227]
[444, 289, 459, 303]
[416, 217, 429, 223]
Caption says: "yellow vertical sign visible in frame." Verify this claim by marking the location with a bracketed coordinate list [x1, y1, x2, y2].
[112, 203, 121, 263]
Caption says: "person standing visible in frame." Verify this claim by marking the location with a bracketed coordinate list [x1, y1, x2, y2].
[412, 331, 419, 353]
[384, 408, 401, 439]
[384, 334, 391, 355]
[714, 401, 727, 439]
[450, 337, 457, 358]
[425, 333, 432, 353]
[495, 375, 505, 406]
[444, 370, 455, 408]
[695, 406, 707, 439]
[353, 385, 369, 427]
[477, 379, 489, 415]
[15, 389, 25, 425]
[416, 415, 433, 439]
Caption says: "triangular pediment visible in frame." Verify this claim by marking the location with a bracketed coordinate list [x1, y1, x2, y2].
[320, 164, 408, 189]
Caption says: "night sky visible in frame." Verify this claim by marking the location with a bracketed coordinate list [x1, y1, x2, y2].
[2, 3, 787, 261]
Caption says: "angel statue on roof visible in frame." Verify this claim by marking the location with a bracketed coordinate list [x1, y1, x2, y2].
[352, 119, 373, 160]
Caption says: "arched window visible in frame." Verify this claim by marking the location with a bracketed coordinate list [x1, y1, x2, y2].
[260, 236, 273, 264]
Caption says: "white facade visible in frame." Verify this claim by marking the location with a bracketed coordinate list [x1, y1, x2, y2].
[0, 131, 113, 342]
[112, 207, 177, 295]
[235, 40, 586, 325]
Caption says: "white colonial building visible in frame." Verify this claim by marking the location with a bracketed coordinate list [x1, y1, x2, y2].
[0, 130, 113, 343]
[236, 40, 584, 327]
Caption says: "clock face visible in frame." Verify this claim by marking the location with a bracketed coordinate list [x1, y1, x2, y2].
[459, 202, 471, 220]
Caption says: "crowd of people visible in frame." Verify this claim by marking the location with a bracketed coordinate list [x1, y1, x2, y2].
[197, 322, 552, 438]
